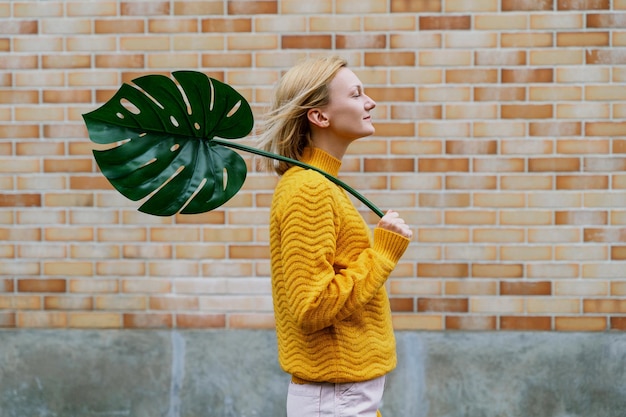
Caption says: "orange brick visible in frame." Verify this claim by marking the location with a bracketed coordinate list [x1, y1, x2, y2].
[611, 317, 626, 330]
[393, 314, 443, 330]
[229, 313, 277, 329]
[502, 0, 553, 10]
[584, 299, 626, 313]
[501, 281, 552, 296]
[0, 312, 15, 328]
[227, 0, 278, 14]
[18, 279, 66, 293]
[530, 121, 581, 137]
[174, 1, 224, 15]
[587, 13, 626, 28]
[555, 316, 607, 331]
[611, 246, 626, 260]
[556, 210, 607, 226]
[418, 297, 468, 312]
[0, 194, 41, 208]
[586, 49, 626, 65]
[365, 52, 416, 67]
[503, 68, 554, 84]
[557, 31, 610, 46]
[176, 313, 226, 328]
[364, 158, 415, 172]
[558, 0, 610, 9]
[419, 16, 471, 30]
[390, 297, 414, 312]
[501, 316, 552, 331]
[419, 158, 469, 173]
[556, 175, 609, 190]
[446, 315, 497, 330]
[124, 313, 173, 329]
[68, 312, 121, 328]
[419, 193, 470, 208]
[529, 157, 580, 172]
[95, 19, 145, 33]
[391, 0, 441, 12]
[417, 263, 469, 278]
[446, 69, 498, 84]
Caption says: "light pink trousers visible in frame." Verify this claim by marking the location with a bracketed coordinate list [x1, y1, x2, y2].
[286, 375, 386, 417]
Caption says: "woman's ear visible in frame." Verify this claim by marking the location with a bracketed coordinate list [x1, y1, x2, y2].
[307, 108, 329, 128]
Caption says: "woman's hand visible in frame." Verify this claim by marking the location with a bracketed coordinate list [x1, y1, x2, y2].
[377, 210, 413, 239]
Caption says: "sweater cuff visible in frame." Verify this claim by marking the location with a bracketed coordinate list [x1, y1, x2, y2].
[373, 227, 410, 264]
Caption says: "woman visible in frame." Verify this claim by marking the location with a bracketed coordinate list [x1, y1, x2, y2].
[258, 55, 412, 417]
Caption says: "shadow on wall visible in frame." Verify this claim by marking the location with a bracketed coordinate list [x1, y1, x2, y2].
[0, 330, 625, 417]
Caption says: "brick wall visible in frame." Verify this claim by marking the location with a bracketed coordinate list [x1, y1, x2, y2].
[1, 0, 625, 332]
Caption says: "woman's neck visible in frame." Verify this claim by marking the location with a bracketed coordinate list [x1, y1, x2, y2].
[310, 132, 351, 162]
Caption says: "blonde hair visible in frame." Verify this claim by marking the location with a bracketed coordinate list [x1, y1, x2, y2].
[257, 55, 347, 175]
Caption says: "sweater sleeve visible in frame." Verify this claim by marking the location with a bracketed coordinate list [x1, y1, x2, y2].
[280, 177, 410, 334]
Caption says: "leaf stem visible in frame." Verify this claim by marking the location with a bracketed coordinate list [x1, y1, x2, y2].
[213, 138, 385, 218]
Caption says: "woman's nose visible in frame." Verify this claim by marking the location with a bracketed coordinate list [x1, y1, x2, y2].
[365, 95, 376, 110]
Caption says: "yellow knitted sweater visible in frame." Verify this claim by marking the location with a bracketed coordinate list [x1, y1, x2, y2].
[269, 147, 411, 384]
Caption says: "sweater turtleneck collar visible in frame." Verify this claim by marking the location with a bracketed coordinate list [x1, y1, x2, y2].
[300, 147, 342, 177]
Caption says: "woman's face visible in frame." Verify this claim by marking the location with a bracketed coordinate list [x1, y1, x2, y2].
[323, 68, 377, 142]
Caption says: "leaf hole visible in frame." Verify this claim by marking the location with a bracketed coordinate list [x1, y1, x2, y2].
[170, 144, 180, 152]
[209, 79, 215, 111]
[176, 82, 193, 116]
[170, 115, 179, 127]
[140, 158, 157, 168]
[120, 98, 140, 115]
[227, 100, 242, 118]
[116, 112, 125, 119]
[194, 122, 201, 131]
[223, 168, 228, 190]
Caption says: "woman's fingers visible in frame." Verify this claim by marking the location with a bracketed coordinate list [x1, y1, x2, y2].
[377, 210, 413, 239]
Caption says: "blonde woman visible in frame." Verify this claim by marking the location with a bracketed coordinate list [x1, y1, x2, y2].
[259, 55, 412, 417]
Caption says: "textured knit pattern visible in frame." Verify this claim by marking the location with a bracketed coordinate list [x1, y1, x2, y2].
[270, 147, 411, 383]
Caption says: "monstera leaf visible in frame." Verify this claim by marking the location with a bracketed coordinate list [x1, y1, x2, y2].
[83, 71, 253, 216]
[83, 71, 384, 218]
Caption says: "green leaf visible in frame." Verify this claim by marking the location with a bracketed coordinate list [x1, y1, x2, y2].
[82, 71, 254, 216]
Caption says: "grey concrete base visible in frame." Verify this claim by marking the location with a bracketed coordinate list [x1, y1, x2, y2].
[1, 330, 625, 417]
